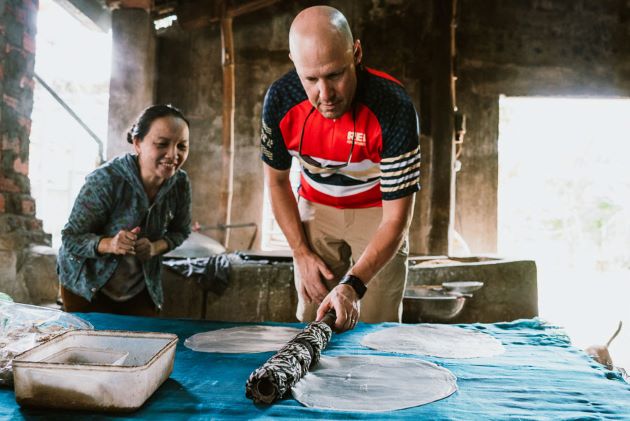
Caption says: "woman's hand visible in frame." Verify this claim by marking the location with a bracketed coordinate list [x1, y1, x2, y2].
[135, 237, 155, 262]
[97, 227, 140, 255]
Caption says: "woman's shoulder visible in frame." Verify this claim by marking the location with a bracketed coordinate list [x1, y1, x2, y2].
[85, 154, 132, 184]
[175, 167, 190, 181]
[160, 169, 191, 203]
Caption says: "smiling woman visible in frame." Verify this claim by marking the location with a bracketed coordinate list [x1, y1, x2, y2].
[56, 105, 193, 317]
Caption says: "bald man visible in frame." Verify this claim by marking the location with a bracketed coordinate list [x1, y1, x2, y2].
[261, 6, 420, 332]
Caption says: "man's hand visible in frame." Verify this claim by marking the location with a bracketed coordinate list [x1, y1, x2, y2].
[135, 237, 155, 262]
[294, 249, 334, 304]
[316, 284, 360, 333]
[99, 226, 141, 255]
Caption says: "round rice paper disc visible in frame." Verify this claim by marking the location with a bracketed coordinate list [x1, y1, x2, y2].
[184, 325, 301, 353]
[361, 324, 505, 358]
[292, 355, 457, 412]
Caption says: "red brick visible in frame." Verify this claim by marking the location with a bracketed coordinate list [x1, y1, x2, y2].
[2, 135, 20, 154]
[29, 218, 43, 230]
[13, 8, 26, 24]
[0, 193, 5, 213]
[21, 198, 35, 215]
[20, 75, 35, 90]
[24, 0, 38, 13]
[0, 177, 21, 193]
[3, 94, 19, 110]
[14, 158, 28, 176]
[22, 33, 36, 54]
[17, 117, 31, 133]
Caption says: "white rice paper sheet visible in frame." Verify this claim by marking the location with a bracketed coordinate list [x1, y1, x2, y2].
[184, 325, 302, 353]
[292, 355, 457, 412]
[361, 324, 505, 358]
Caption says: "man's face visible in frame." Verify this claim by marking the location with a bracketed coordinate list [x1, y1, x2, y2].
[291, 40, 361, 119]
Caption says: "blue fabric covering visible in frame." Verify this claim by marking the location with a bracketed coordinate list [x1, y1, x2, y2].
[1, 315, 629, 420]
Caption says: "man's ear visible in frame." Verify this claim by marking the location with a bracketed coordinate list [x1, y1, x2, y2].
[353, 39, 363, 65]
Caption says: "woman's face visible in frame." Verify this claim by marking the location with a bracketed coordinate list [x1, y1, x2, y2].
[133, 115, 190, 186]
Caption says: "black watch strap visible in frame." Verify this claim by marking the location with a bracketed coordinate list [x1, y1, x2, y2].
[339, 274, 367, 299]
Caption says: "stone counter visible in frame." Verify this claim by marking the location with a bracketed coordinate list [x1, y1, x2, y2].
[406, 256, 538, 323]
[161, 256, 537, 323]
[161, 261, 298, 322]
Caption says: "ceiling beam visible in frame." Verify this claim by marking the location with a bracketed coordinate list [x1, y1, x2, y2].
[176, 0, 281, 30]
[54, 0, 111, 33]
[105, 0, 152, 11]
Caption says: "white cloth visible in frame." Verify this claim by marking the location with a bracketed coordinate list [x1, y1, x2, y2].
[361, 324, 505, 358]
[184, 325, 301, 353]
[292, 355, 457, 412]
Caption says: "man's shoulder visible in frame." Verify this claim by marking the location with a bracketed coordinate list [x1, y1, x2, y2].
[360, 67, 414, 110]
[264, 70, 307, 122]
[267, 69, 305, 102]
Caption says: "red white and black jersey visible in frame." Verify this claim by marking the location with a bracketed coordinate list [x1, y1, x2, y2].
[261, 66, 420, 209]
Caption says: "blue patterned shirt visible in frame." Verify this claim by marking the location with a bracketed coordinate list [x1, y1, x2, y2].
[57, 153, 192, 308]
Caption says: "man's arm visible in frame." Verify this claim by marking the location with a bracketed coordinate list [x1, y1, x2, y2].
[316, 194, 415, 331]
[264, 164, 334, 303]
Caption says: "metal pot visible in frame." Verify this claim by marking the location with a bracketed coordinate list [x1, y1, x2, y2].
[402, 286, 466, 323]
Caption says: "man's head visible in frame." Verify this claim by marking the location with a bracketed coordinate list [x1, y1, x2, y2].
[289, 6, 362, 119]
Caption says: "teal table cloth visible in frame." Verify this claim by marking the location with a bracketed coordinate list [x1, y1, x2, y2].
[1, 315, 629, 420]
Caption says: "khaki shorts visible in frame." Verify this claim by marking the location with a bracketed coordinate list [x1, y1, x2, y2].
[295, 198, 408, 323]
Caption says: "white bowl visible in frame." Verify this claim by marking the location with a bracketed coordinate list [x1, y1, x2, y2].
[441, 281, 484, 294]
[403, 286, 466, 322]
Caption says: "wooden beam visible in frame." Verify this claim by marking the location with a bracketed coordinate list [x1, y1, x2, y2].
[217, 12, 236, 248]
[54, 0, 111, 33]
[176, 0, 281, 30]
[428, 0, 456, 255]
[227, 0, 281, 18]
[176, 0, 221, 30]
[106, 0, 152, 11]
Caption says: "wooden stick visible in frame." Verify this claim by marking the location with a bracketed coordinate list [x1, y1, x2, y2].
[218, 11, 235, 248]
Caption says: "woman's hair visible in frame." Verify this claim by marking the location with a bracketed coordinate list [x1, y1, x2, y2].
[126, 104, 190, 144]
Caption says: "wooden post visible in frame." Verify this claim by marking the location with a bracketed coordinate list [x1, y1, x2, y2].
[428, 0, 456, 255]
[218, 13, 235, 247]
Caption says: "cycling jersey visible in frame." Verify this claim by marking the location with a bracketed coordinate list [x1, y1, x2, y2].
[261, 66, 420, 209]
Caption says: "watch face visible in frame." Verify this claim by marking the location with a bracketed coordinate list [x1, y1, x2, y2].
[341, 275, 366, 299]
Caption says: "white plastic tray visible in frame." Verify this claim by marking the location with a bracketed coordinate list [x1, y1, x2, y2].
[13, 330, 178, 412]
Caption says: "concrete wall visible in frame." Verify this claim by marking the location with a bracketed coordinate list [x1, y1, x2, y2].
[154, 0, 630, 255]
[456, 0, 630, 253]
[107, 8, 156, 160]
[155, 1, 435, 253]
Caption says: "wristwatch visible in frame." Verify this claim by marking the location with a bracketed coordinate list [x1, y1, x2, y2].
[339, 274, 367, 299]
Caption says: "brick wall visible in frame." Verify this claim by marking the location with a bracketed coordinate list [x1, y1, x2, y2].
[0, 0, 49, 247]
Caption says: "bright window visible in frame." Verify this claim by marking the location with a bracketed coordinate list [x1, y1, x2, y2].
[260, 159, 301, 251]
[30, 0, 111, 249]
[498, 96, 630, 369]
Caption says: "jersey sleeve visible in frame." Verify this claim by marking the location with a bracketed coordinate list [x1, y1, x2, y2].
[380, 98, 421, 200]
[260, 83, 292, 171]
